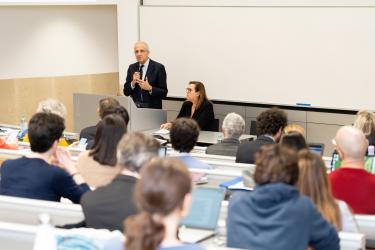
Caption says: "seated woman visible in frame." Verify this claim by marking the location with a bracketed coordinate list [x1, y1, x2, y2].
[161, 81, 214, 131]
[23, 98, 69, 146]
[85, 105, 129, 149]
[76, 114, 126, 188]
[124, 158, 204, 250]
[227, 144, 339, 250]
[353, 110, 375, 146]
[283, 123, 305, 136]
[297, 150, 359, 232]
[280, 131, 308, 152]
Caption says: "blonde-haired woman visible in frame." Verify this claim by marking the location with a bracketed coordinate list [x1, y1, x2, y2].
[283, 123, 305, 136]
[298, 150, 359, 232]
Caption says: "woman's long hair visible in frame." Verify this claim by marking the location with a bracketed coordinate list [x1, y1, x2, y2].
[297, 150, 342, 231]
[89, 114, 126, 166]
[189, 81, 210, 110]
[124, 158, 192, 250]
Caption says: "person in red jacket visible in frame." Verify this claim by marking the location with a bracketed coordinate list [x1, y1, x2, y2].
[329, 125, 375, 214]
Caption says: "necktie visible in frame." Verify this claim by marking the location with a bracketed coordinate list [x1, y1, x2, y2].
[139, 64, 144, 102]
[139, 64, 144, 81]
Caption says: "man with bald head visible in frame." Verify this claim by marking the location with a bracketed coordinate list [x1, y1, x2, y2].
[329, 125, 375, 214]
[123, 41, 168, 109]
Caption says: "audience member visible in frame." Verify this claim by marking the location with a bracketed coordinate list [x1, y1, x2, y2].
[23, 98, 69, 146]
[227, 144, 339, 250]
[170, 118, 211, 169]
[280, 132, 307, 152]
[298, 150, 358, 232]
[85, 105, 129, 149]
[329, 126, 375, 214]
[206, 112, 245, 157]
[353, 110, 375, 146]
[36, 98, 67, 118]
[79, 97, 120, 141]
[161, 81, 215, 131]
[76, 114, 126, 188]
[283, 123, 305, 135]
[236, 107, 287, 163]
[0, 113, 89, 203]
[80, 132, 160, 231]
[101, 105, 130, 126]
[125, 158, 204, 250]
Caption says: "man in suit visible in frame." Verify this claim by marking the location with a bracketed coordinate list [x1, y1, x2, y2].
[236, 108, 287, 164]
[80, 132, 160, 231]
[206, 112, 245, 157]
[79, 97, 120, 141]
[123, 41, 168, 109]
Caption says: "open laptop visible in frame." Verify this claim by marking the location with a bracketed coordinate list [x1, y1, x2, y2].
[308, 143, 325, 156]
[178, 187, 225, 243]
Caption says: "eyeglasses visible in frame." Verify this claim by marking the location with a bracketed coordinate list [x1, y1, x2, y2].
[331, 138, 337, 146]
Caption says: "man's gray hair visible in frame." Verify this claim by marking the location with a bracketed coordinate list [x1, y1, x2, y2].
[134, 41, 150, 52]
[222, 113, 245, 139]
[117, 132, 160, 172]
[36, 99, 67, 118]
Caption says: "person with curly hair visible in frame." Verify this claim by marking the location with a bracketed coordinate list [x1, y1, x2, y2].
[236, 107, 287, 163]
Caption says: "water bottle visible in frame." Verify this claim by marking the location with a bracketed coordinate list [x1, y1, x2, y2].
[33, 214, 56, 250]
[217, 134, 223, 143]
[368, 145, 375, 156]
[19, 115, 27, 132]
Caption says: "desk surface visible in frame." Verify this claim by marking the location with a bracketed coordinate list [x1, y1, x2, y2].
[147, 129, 255, 145]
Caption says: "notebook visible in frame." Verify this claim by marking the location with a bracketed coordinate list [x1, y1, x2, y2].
[219, 177, 253, 191]
[178, 187, 225, 243]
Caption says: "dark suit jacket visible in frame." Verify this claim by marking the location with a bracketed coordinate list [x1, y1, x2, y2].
[123, 59, 167, 109]
[80, 175, 138, 231]
[177, 100, 215, 131]
[368, 135, 375, 147]
[206, 138, 240, 157]
[79, 124, 98, 141]
[235, 135, 275, 164]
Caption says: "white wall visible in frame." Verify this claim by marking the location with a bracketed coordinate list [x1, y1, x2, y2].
[0, 5, 118, 79]
[117, 0, 139, 87]
[139, 2, 375, 111]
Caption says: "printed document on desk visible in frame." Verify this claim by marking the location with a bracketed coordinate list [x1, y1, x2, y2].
[152, 129, 170, 135]
[219, 177, 253, 191]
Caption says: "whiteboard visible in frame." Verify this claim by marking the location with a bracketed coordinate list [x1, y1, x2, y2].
[140, 6, 375, 110]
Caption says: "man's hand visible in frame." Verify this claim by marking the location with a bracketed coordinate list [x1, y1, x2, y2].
[132, 72, 141, 84]
[137, 77, 152, 91]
